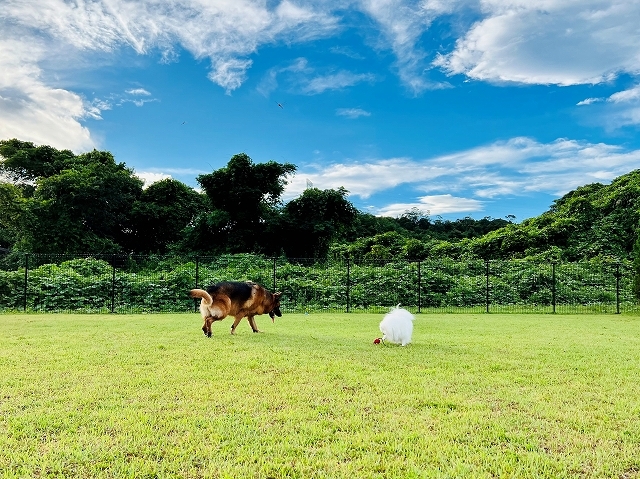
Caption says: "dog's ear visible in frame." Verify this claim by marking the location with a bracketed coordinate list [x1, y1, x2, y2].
[274, 292, 282, 299]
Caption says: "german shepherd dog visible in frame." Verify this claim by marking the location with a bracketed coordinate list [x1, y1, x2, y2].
[189, 281, 282, 337]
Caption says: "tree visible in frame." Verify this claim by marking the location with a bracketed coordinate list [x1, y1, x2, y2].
[130, 179, 207, 253]
[1, 141, 144, 253]
[21, 152, 143, 253]
[195, 153, 296, 253]
[396, 208, 430, 231]
[0, 139, 75, 186]
[279, 187, 358, 259]
[0, 183, 23, 249]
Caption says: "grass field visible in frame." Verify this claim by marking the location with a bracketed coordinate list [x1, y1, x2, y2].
[1, 312, 640, 478]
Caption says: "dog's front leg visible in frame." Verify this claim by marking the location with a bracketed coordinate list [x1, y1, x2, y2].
[248, 316, 260, 333]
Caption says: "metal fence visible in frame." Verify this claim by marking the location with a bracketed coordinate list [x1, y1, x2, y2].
[0, 253, 638, 314]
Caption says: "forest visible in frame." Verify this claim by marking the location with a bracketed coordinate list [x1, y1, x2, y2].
[1, 138, 640, 299]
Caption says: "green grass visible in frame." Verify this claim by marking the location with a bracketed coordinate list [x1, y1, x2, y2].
[1, 312, 640, 478]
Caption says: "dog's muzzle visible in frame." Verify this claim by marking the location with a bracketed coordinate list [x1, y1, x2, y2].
[269, 307, 282, 322]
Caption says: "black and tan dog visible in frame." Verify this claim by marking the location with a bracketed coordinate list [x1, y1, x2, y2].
[189, 281, 282, 337]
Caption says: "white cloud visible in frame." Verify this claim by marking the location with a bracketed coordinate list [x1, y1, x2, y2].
[0, 0, 340, 147]
[336, 108, 372, 119]
[284, 158, 449, 200]
[209, 58, 254, 94]
[2, 0, 640, 153]
[608, 85, 640, 104]
[126, 88, 151, 96]
[576, 84, 640, 127]
[435, 1, 640, 86]
[0, 37, 95, 151]
[377, 195, 484, 217]
[577, 97, 602, 106]
[127, 98, 158, 107]
[136, 171, 172, 188]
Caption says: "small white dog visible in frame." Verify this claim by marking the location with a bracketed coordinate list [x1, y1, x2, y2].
[379, 305, 414, 346]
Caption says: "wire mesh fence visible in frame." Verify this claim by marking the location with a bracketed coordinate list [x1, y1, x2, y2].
[0, 253, 637, 314]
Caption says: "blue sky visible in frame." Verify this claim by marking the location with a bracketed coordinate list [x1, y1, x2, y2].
[2, 1, 640, 222]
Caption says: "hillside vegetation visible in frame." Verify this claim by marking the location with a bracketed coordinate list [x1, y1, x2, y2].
[332, 169, 640, 263]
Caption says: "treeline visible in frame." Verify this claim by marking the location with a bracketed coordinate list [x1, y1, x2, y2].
[334, 171, 640, 262]
[1, 139, 640, 271]
[0, 139, 510, 260]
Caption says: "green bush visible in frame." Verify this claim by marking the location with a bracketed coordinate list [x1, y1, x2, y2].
[0, 255, 636, 313]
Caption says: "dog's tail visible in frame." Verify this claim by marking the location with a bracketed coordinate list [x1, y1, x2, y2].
[189, 288, 213, 305]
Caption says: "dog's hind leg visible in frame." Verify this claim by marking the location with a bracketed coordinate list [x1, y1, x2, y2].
[202, 316, 224, 338]
[202, 316, 214, 338]
[230, 316, 244, 334]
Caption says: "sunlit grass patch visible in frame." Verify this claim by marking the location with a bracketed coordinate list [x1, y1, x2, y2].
[1, 312, 640, 478]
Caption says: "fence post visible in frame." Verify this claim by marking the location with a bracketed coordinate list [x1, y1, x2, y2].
[552, 262, 556, 314]
[346, 255, 351, 313]
[110, 255, 116, 313]
[195, 256, 199, 289]
[194, 256, 200, 313]
[615, 262, 621, 314]
[272, 257, 277, 292]
[23, 253, 29, 312]
[417, 261, 422, 314]
[485, 259, 490, 313]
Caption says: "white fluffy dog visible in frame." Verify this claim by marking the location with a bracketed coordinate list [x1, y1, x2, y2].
[379, 306, 414, 346]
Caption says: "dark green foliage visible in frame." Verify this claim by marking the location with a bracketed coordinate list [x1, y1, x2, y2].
[338, 169, 640, 265]
[279, 187, 358, 259]
[195, 153, 296, 253]
[130, 179, 206, 253]
[1, 141, 145, 254]
[461, 170, 640, 261]
[0, 138, 75, 184]
[0, 183, 22, 248]
[2, 139, 639, 288]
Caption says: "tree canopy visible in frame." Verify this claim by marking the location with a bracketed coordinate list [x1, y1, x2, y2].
[1, 139, 639, 278]
[193, 153, 296, 253]
[279, 187, 358, 258]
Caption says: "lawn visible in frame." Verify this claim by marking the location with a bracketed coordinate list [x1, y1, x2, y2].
[1, 312, 639, 478]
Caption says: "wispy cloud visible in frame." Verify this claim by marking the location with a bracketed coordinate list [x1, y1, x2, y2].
[336, 108, 371, 119]
[0, 37, 94, 151]
[577, 97, 602, 106]
[608, 85, 640, 103]
[302, 71, 376, 95]
[576, 84, 640, 127]
[329, 46, 365, 60]
[258, 58, 375, 96]
[360, 0, 456, 94]
[0, 0, 339, 145]
[284, 136, 640, 216]
[2, 0, 640, 156]
[126, 88, 151, 96]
